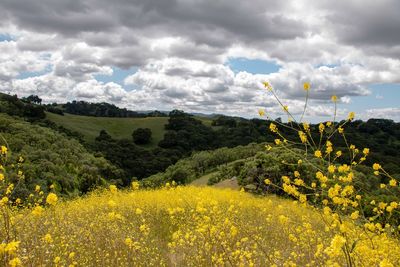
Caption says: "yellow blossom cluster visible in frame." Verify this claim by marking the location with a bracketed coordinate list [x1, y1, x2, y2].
[260, 80, 400, 265]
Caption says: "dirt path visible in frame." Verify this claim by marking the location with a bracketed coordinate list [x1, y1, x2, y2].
[190, 171, 239, 190]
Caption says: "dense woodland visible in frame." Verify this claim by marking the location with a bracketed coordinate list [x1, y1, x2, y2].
[55, 100, 168, 118]
[1, 92, 399, 195]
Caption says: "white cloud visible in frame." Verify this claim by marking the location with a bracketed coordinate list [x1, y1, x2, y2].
[363, 108, 400, 121]
[0, 0, 399, 121]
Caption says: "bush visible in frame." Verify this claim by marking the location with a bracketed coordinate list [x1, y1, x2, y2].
[132, 128, 152, 144]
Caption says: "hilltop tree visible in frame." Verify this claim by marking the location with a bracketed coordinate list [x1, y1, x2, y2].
[24, 95, 42, 105]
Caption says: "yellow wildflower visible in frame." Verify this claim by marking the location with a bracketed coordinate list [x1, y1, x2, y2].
[372, 163, 381, 170]
[258, 109, 265, 116]
[32, 205, 44, 216]
[324, 235, 346, 257]
[0, 196, 9, 206]
[125, 237, 133, 246]
[5, 241, 20, 254]
[328, 165, 336, 174]
[43, 233, 53, 243]
[269, 123, 278, 133]
[131, 181, 140, 190]
[109, 184, 118, 193]
[302, 122, 310, 132]
[331, 95, 337, 102]
[54, 257, 61, 264]
[298, 131, 307, 143]
[348, 112, 355, 121]
[350, 211, 359, 220]
[135, 208, 143, 215]
[46, 193, 58, 206]
[319, 123, 325, 133]
[303, 82, 310, 91]
[262, 81, 272, 91]
[314, 150, 322, 158]
[299, 194, 307, 203]
[9, 258, 22, 267]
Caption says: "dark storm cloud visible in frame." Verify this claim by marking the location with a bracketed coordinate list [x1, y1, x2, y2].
[1, 0, 306, 47]
[2, 1, 116, 35]
[318, 1, 400, 50]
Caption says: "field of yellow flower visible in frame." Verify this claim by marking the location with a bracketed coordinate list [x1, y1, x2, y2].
[2, 185, 400, 266]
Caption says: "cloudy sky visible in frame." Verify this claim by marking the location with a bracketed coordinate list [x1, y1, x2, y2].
[0, 0, 399, 121]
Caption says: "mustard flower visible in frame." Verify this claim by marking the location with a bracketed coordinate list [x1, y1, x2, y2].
[372, 163, 381, 171]
[46, 193, 58, 206]
[303, 82, 310, 91]
[348, 112, 355, 121]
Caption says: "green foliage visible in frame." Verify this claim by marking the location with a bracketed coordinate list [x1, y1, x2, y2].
[22, 94, 42, 105]
[93, 130, 179, 184]
[0, 92, 45, 121]
[132, 128, 152, 144]
[0, 114, 123, 198]
[142, 143, 265, 187]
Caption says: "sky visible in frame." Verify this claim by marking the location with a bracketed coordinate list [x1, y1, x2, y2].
[0, 0, 399, 122]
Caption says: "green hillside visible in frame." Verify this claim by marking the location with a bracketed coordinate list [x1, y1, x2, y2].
[0, 113, 122, 197]
[46, 112, 169, 147]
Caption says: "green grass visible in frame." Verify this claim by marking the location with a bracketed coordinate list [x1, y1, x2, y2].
[46, 112, 169, 148]
[46, 112, 219, 148]
[190, 171, 218, 186]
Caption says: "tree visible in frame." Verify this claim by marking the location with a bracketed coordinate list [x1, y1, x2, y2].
[25, 95, 42, 105]
[132, 128, 152, 144]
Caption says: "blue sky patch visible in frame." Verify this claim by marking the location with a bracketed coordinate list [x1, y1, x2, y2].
[95, 66, 138, 86]
[226, 58, 280, 74]
[349, 83, 400, 115]
[17, 65, 52, 79]
[0, 33, 14, 42]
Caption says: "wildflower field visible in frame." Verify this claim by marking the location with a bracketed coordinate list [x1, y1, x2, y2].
[1, 185, 399, 267]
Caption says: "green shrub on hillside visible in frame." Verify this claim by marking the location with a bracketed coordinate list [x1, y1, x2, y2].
[0, 114, 123, 198]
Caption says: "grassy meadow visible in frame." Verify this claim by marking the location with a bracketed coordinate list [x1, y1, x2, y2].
[46, 112, 169, 147]
[46, 112, 215, 147]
